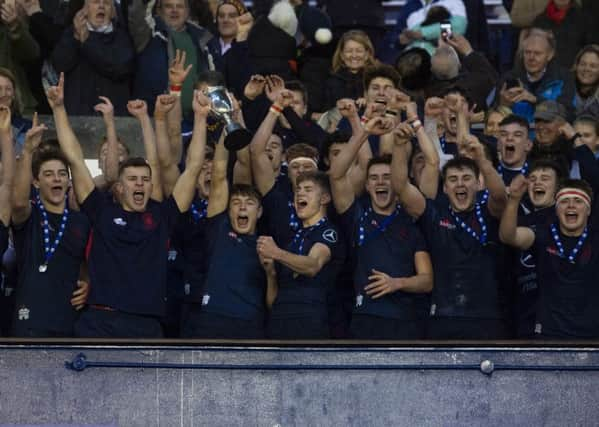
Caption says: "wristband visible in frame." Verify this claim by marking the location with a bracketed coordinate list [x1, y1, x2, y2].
[385, 110, 398, 117]
[270, 104, 283, 116]
[169, 84, 182, 96]
[410, 119, 422, 132]
[360, 116, 369, 125]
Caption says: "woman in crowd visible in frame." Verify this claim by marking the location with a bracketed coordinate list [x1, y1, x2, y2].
[573, 44, 599, 119]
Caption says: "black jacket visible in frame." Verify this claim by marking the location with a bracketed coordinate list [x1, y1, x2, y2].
[324, 68, 364, 111]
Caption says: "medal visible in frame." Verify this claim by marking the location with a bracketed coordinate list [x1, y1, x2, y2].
[36, 191, 69, 274]
[291, 217, 326, 254]
[450, 203, 488, 245]
[550, 223, 588, 264]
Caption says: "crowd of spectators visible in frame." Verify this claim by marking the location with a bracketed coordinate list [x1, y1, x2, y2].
[1, 0, 599, 340]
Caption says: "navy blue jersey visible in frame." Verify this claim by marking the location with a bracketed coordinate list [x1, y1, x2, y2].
[418, 199, 505, 319]
[261, 177, 300, 247]
[180, 197, 209, 302]
[81, 188, 182, 317]
[200, 213, 266, 321]
[339, 199, 429, 320]
[533, 225, 599, 338]
[512, 206, 556, 337]
[270, 218, 345, 319]
[12, 203, 90, 335]
[0, 220, 7, 260]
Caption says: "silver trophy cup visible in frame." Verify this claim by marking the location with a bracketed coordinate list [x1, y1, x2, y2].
[205, 86, 252, 151]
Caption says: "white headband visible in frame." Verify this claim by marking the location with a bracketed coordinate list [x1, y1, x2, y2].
[555, 188, 591, 209]
[288, 156, 318, 168]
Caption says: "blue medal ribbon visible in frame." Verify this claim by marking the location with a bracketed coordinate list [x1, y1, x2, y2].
[480, 161, 529, 205]
[287, 200, 300, 231]
[190, 198, 208, 223]
[550, 223, 588, 264]
[291, 217, 326, 254]
[36, 191, 69, 273]
[450, 203, 488, 245]
[357, 203, 401, 247]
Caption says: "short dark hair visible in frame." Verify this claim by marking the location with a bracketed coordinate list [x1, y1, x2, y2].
[364, 64, 400, 91]
[230, 183, 262, 204]
[320, 130, 351, 160]
[196, 71, 226, 88]
[442, 85, 473, 108]
[528, 158, 567, 181]
[118, 157, 152, 178]
[296, 170, 331, 195]
[366, 154, 392, 175]
[32, 148, 69, 179]
[557, 178, 594, 203]
[574, 115, 599, 135]
[441, 156, 480, 181]
[499, 114, 530, 132]
[285, 80, 308, 106]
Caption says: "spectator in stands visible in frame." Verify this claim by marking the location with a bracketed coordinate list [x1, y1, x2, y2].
[51, 0, 135, 116]
[484, 106, 512, 138]
[1, 0, 39, 114]
[381, 0, 467, 63]
[496, 28, 575, 124]
[532, 0, 599, 69]
[573, 45, 599, 119]
[425, 34, 498, 113]
[0, 67, 31, 151]
[206, 0, 252, 72]
[508, 0, 548, 28]
[128, 0, 213, 118]
[323, 30, 376, 111]
[574, 115, 599, 159]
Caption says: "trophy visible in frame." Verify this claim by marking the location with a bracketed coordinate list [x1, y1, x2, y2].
[205, 86, 252, 151]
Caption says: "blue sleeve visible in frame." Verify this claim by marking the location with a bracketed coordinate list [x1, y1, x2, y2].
[415, 199, 438, 244]
[410, 224, 428, 253]
[338, 200, 360, 246]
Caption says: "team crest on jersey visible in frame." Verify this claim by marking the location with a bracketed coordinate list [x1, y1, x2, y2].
[142, 212, 156, 230]
[520, 252, 535, 268]
[18, 306, 30, 321]
[228, 231, 238, 239]
[322, 229, 337, 243]
[113, 218, 127, 226]
[439, 218, 456, 230]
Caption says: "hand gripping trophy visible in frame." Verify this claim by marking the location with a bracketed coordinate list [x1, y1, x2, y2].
[205, 86, 252, 151]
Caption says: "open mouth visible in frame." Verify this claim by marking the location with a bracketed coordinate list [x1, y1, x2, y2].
[50, 186, 64, 198]
[296, 199, 308, 210]
[133, 191, 145, 203]
[237, 215, 249, 228]
[565, 212, 579, 223]
[455, 190, 468, 203]
[374, 188, 389, 202]
[375, 98, 387, 105]
[504, 144, 516, 155]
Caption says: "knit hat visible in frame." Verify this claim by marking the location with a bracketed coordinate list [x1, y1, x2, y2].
[267, 0, 298, 38]
[296, 4, 333, 45]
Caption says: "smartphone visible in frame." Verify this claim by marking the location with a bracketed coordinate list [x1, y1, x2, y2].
[440, 21, 452, 40]
[505, 78, 521, 90]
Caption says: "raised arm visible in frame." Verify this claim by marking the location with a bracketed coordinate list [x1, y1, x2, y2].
[391, 123, 426, 219]
[47, 73, 95, 204]
[464, 135, 507, 217]
[259, 255, 278, 309]
[206, 136, 229, 218]
[406, 102, 439, 199]
[329, 100, 367, 214]
[230, 94, 252, 186]
[127, 99, 162, 202]
[93, 96, 119, 188]
[0, 107, 15, 226]
[153, 94, 180, 197]
[11, 112, 45, 225]
[167, 50, 192, 164]
[171, 91, 209, 212]
[257, 236, 331, 278]
[249, 89, 294, 196]
[499, 174, 535, 250]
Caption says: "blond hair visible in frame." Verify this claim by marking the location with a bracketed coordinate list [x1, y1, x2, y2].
[331, 30, 376, 74]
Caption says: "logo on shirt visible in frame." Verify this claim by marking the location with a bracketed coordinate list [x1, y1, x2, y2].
[18, 306, 30, 321]
[113, 218, 127, 226]
[546, 246, 560, 257]
[228, 231, 238, 239]
[355, 294, 364, 307]
[168, 250, 177, 261]
[520, 252, 536, 268]
[142, 213, 156, 230]
[439, 218, 456, 230]
[322, 229, 337, 243]
[202, 294, 210, 306]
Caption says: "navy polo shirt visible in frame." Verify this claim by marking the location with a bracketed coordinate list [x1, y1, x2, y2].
[81, 188, 183, 317]
[533, 225, 599, 338]
[418, 199, 505, 319]
[200, 213, 266, 320]
[261, 176, 299, 247]
[339, 198, 429, 320]
[0, 220, 7, 259]
[12, 203, 90, 334]
[270, 217, 345, 319]
[180, 197, 209, 303]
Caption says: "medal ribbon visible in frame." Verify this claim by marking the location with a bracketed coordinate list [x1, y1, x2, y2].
[36, 191, 69, 271]
[190, 198, 208, 222]
[291, 217, 326, 254]
[550, 223, 588, 264]
[357, 203, 402, 247]
[450, 203, 488, 245]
